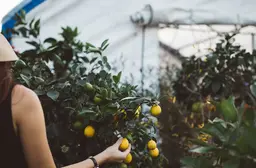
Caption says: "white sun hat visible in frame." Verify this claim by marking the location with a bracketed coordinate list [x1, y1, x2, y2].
[0, 33, 18, 62]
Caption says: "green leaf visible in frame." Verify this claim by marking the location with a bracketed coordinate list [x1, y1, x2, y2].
[223, 158, 240, 168]
[81, 56, 89, 63]
[102, 44, 109, 50]
[99, 70, 107, 78]
[26, 41, 39, 48]
[20, 74, 31, 86]
[34, 77, 45, 84]
[106, 62, 111, 70]
[190, 146, 217, 154]
[200, 125, 227, 142]
[113, 71, 122, 84]
[103, 56, 108, 63]
[76, 109, 95, 120]
[250, 83, 256, 97]
[85, 42, 96, 49]
[34, 19, 40, 29]
[18, 27, 28, 37]
[101, 39, 109, 49]
[29, 29, 38, 38]
[119, 97, 137, 101]
[88, 48, 102, 55]
[90, 57, 98, 64]
[218, 97, 238, 122]
[47, 90, 60, 101]
[44, 38, 57, 44]
[29, 18, 35, 28]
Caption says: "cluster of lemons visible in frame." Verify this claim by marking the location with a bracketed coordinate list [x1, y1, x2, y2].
[147, 139, 160, 158]
[81, 104, 161, 167]
[118, 138, 160, 167]
[119, 138, 132, 164]
[83, 104, 162, 138]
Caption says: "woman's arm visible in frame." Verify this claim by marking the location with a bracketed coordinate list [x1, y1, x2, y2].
[13, 85, 130, 168]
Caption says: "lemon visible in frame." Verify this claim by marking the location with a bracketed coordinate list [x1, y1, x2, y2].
[192, 102, 204, 113]
[150, 105, 162, 116]
[93, 96, 102, 104]
[73, 121, 83, 130]
[84, 125, 95, 138]
[149, 148, 159, 158]
[119, 138, 129, 151]
[84, 82, 94, 91]
[124, 153, 132, 164]
[120, 163, 128, 168]
[147, 140, 157, 150]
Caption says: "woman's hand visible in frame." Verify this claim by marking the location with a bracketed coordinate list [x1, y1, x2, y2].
[103, 138, 131, 163]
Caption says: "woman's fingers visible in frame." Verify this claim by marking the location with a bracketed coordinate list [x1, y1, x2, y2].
[122, 144, 131, 156]
[114, 137, 123, 147]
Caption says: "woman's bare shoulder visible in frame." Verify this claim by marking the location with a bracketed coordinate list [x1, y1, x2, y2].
[12, 85, 42, 115]
[12, 85, 38, 105]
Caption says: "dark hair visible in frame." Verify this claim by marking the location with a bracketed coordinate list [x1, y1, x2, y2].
[0, 62, 13, 103]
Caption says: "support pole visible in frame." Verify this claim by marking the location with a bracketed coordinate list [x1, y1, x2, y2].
[141, 26, 146, 95]
[252, 33, 255, 53]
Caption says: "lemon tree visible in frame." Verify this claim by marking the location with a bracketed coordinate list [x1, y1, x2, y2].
[9, 11, 166, 168]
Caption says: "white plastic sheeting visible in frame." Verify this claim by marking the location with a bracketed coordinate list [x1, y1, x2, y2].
[11, 0, 161, 90]
[133, 0, 256, 26]
[9, 0, 256, 90]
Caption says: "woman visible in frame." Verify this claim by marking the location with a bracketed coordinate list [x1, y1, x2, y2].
[0, 33, 131, 168]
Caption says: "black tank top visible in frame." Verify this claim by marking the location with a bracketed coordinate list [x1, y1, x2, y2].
[0, 85, 28, 167]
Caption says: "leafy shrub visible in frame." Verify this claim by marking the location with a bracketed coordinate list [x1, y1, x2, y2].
[159, 34, 256, 168]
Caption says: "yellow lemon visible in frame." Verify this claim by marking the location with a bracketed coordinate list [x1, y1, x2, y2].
[149, 148, 159, 158]
[84, 125, 95, 138]
[119, 138, 129, 151]
[147, 140, 157, 150]
[124, 153, 132, 164]
[150, 105, 162, 116]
